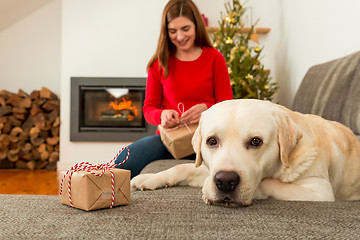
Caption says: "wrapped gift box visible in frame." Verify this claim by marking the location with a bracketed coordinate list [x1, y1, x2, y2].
[158, 123, 198, 159]
[61, 168, 130, 211]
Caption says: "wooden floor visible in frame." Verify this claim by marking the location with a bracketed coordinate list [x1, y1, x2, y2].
[0, 170, 62, 195]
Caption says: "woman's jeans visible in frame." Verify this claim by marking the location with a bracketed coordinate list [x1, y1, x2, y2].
[114, 135, 195, 178]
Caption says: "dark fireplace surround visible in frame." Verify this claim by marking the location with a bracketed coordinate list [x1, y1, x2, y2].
[70, 77, 156, 142]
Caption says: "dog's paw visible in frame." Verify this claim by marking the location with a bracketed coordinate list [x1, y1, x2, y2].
[131, 173, 154, 191]
[253, 187, 268, 200]
[131, 173, 166, 191]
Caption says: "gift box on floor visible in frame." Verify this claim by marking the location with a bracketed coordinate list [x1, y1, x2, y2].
[158, 123, 198, 159]
[60, 168, 130, 211]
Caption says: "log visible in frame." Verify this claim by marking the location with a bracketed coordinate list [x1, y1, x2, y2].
[33, 113, 45, 129]
[52, 117, 60, 127]
[0, 90, 14, 100]
[18, 89, 29, 98]
[31, 147, 40, 160]
[21, 142, 32, 152]
[8, 116, 22, 127]
[0, 97, 6, 107]
[6, 95, 22, 107]
[40, 151, 49, 161]
[0, 134, 10, 147]
[37, 143, 47, 153]
[36, 160, 48, 169]
[40, 121, 51, 131]
[38, 130, 49, 139]
[30, 99, 45, 116]
[15, 160, 28, 169]
[13, 113, 27, 121]
[0, 149, 7, 160]
[18, 150, 32, 161]
[0, 106, 11, 117]
[8, 135, 19, 143]
[0, 88, 60, 170]
[7, 151, 19, 162]
[2, 122, 11, 134]
[30, 90, 40, 100]
[48, 151, 59, 163]
[51, 126, 59, 137]
[27, 160, 36, 170]
[46, 144, 54, 152]
[9, 147, 20, 155]
[48, 110, 58, 123]
[10, 126, 23, 138]
[30, 137, 44, 147]
[0, 116, 7, 124]
[46, 136, 59, 146]
[22, 115, 34, 130]
[29, 127, 40, 138]
[42, 100, 60, 112]
[19, 98, 31, 108]
[40, 87, 58, 100]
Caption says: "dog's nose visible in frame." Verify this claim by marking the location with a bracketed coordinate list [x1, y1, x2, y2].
[214, 171, 240, 193]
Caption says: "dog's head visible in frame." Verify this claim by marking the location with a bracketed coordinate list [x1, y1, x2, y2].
[192, 99, 302, 207]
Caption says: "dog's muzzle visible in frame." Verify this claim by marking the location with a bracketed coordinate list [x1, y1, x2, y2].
[214, 171, 240, 193]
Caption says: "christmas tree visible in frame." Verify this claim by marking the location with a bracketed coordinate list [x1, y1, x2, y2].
[211, 0, 278, 100]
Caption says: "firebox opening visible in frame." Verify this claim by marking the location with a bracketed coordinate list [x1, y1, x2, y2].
[80, 87, 146, 131]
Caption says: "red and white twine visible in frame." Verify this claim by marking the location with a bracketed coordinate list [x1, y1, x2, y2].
[177, 102, 193, 134]
[59, 147, 130, 209]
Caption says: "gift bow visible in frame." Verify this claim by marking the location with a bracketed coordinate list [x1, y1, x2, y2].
[59, 147, 130, 209]
[177, 102, 193, 134]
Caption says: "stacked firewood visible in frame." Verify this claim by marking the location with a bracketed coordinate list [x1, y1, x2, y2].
[0, 87, 60, 170]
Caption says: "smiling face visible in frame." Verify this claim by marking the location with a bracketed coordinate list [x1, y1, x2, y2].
[192, 99, 282, 206]
[167, 16, 197, 55]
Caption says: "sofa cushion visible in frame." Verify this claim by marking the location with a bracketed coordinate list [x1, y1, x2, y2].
[292, 51, 360, 137]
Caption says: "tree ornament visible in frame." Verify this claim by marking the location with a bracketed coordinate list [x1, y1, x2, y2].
[245, 74, 254, 81]
[225, 16, 232, 23]
[225, 37, 233, 45]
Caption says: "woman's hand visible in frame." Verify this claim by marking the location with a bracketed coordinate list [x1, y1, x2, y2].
[161, 109, 180, 128]
[180, 103, 208, 125]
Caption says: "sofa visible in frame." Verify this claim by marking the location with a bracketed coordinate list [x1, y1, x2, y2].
[292, 50, 360, 140]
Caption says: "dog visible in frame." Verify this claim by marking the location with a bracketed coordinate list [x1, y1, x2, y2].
[131, 99, 360, 207]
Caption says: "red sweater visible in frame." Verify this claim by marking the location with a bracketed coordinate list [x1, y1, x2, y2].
[143, 47, 233, 126]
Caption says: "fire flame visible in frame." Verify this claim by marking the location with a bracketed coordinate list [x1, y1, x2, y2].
[108, 97, 138, 120]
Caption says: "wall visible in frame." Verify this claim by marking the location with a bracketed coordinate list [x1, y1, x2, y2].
[0, 0, 61, 96]
[270, 0, 360, 105]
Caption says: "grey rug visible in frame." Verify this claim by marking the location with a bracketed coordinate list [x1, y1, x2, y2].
[1, 160, 360, 239]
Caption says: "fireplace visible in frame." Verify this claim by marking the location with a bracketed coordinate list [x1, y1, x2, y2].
[70, 77, 156, 141]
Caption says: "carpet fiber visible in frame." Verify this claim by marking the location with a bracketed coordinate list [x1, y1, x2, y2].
[1, 160, 360, 239]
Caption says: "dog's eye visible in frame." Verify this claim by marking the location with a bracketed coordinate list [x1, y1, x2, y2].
[249, 137, 263, 148]
[206, 137, 218, 147]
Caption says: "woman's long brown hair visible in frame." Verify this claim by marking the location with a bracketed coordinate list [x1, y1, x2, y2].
[146, 0, 213, 78]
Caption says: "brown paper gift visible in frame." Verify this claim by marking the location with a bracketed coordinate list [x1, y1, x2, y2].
[61, 168, 130, 211]
[158, 123, 198, 159]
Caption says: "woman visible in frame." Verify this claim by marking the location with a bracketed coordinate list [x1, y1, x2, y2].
[115, 0, 233, 178]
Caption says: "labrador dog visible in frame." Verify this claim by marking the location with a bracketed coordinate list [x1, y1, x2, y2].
[131, 99, 360, 207]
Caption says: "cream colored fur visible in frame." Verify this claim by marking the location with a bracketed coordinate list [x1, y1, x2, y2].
[131, 99, 360, 206]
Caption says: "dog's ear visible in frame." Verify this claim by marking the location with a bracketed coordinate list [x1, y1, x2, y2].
[192, 124, 203, 167]
[277, 113, 303, 167]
